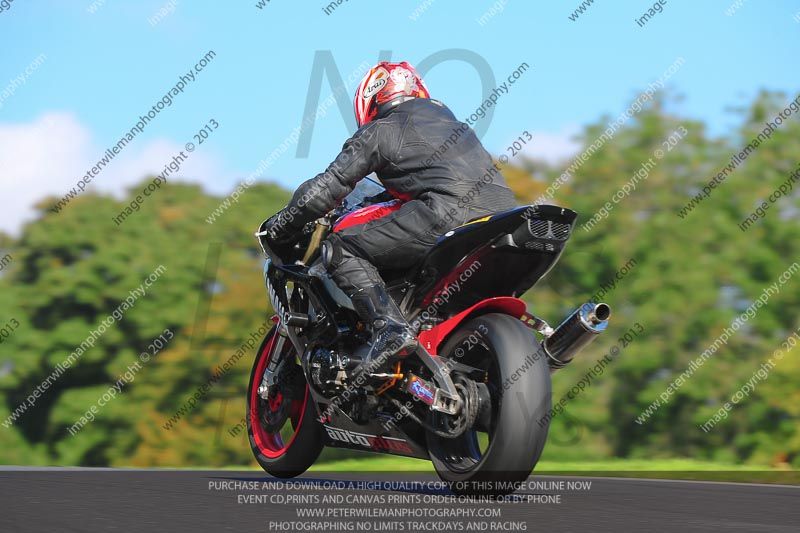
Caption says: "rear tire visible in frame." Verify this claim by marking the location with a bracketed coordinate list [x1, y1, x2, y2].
[426, 313, 551, 495]
[247, 326, 324, 478]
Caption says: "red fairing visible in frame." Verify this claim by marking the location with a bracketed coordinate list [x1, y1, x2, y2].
[417, 297, 527, 355]
[333, 200, 403, 232]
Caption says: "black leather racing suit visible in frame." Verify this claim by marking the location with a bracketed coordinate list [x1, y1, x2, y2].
[285, 97, 517, 294]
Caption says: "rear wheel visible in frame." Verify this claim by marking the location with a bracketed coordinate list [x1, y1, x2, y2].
[426, 313, 551, 495]
[247, 325, 324, 478]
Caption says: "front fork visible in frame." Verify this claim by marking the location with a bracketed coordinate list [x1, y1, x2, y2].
[257, 330, 287, 400]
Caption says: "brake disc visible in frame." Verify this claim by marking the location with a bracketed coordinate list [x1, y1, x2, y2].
[259, 364, 305, 433]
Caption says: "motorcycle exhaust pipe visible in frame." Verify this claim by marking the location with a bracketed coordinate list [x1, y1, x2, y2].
[544, 302, 611, 370]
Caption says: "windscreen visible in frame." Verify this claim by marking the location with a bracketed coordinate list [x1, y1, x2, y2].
[341, 175, 385, 208]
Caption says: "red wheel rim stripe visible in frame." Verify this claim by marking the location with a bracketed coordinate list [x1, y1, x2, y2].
[250, 332, 308, 458]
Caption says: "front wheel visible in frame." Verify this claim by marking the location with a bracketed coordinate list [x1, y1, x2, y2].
[426, 313, 552, 495]
[247, 324, 324, 478]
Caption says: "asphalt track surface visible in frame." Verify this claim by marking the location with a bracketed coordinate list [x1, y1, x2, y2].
[0, 468, 798, 532]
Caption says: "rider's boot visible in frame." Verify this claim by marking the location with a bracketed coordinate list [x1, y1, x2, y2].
[349, 284, 418, 373]
[323, 238, 418, 373]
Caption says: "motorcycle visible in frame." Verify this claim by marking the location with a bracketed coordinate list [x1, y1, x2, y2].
[248, 179, 611, 495]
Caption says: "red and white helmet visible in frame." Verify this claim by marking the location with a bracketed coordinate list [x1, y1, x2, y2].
[354, 61, 430, 127]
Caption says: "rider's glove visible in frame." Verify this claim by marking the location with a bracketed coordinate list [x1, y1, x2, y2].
[263, 207, 302, 245]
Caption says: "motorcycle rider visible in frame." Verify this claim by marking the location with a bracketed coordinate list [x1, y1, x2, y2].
[264, 61, 517, 370]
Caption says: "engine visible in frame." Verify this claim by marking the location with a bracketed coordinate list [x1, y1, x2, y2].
[309, 347, 362, 395]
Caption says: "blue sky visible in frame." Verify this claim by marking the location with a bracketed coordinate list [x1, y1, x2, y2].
[1, 0, 798, 233]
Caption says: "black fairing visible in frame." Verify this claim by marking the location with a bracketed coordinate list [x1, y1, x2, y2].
[399, 205, 577, 315]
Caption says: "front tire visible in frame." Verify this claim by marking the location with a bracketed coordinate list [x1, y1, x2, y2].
[247, 325, 324, 478]
[426, 313, 552, 495]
